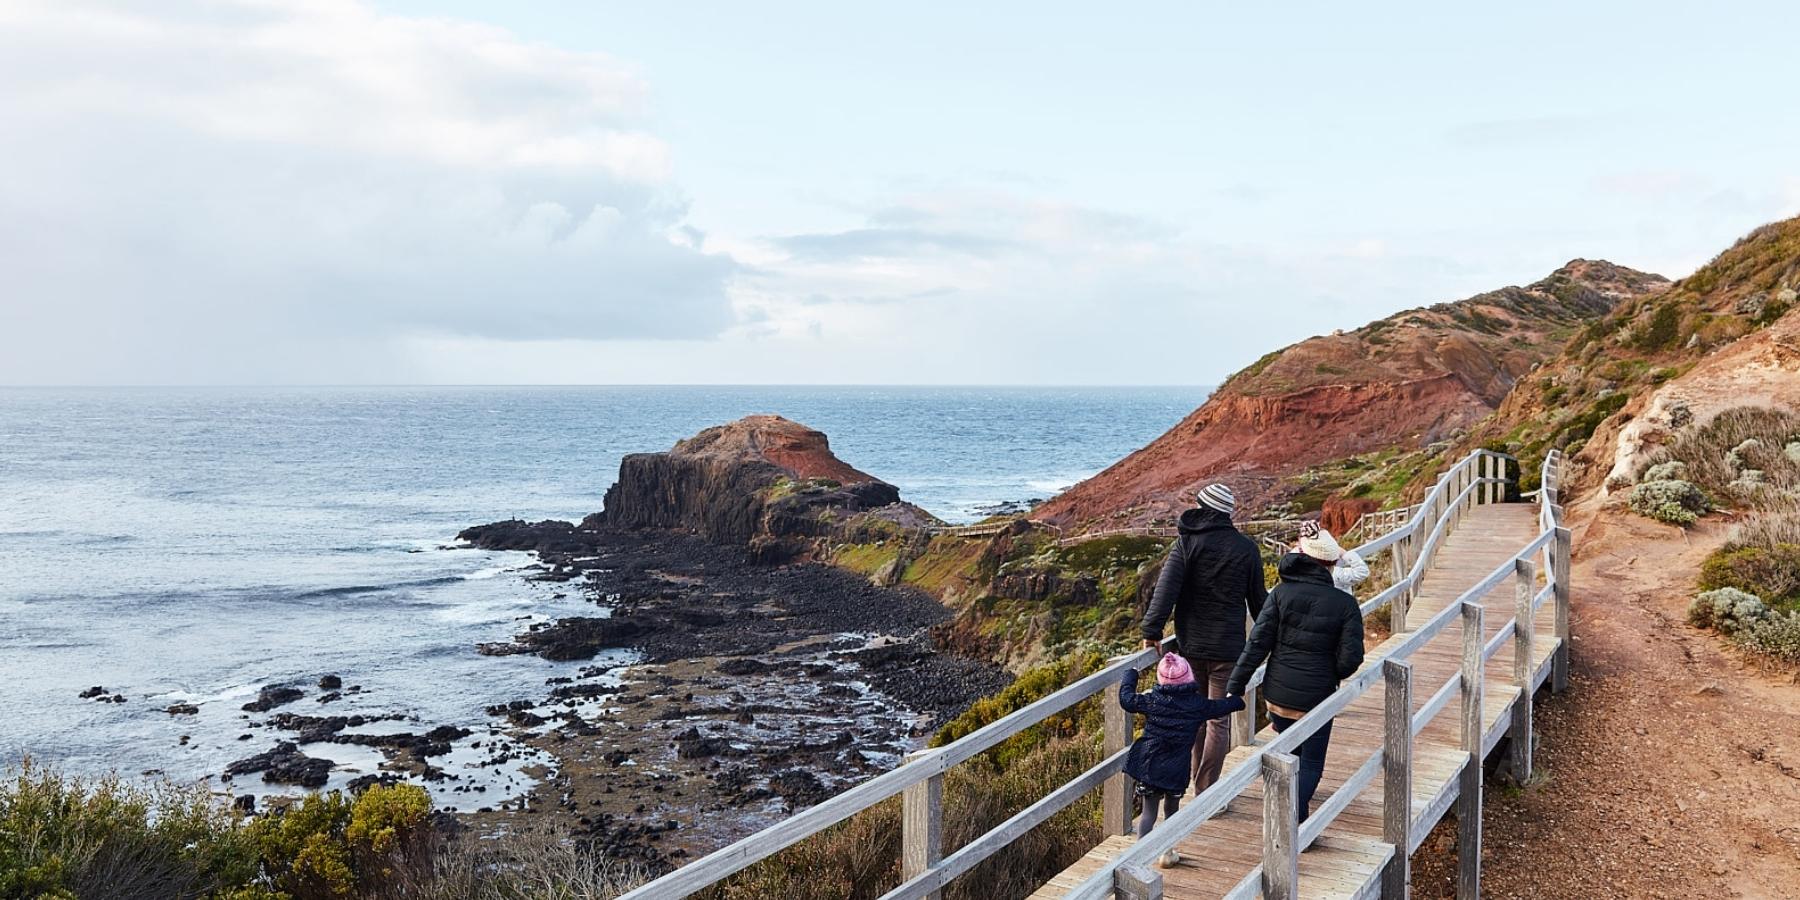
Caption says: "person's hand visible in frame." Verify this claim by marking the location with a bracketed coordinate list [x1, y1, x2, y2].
[1142, 639, 1161, 653]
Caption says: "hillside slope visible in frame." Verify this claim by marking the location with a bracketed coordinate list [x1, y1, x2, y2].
[1461, 216, 1800, 496]
[1034, 260, 1668, 530]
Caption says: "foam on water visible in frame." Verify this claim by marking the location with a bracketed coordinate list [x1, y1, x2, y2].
[0, 386, 1205, 800]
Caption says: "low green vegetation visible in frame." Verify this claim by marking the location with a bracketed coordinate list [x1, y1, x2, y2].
[0, 763, 645, 900]
[1627, 478, 1710, 526]
[1687, 587, 1800, 670]
[698, 737, 1102, 900]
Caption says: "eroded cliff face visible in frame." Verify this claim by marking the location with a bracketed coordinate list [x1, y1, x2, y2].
[592, 415, 906, 549]
[1459, 215, 1800, 499]
[1035, 260, 1669, 530]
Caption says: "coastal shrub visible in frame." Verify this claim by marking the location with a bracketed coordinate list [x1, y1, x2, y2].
[1632, 301, 1684, 351]
[699, 736, 1101, 900]
[0, 761, 258, 900]
[1688, 587, 1800, 667]
[931, 651, 1108, 754]
[424, 833, 649, 899]
[1646, 407, 1800, 502]
[1642, 460, 1688, 482]
[246, 783, 434, 899]
[1627, 479, 1709, 526]
[1687, 587, 1764, 633]
[1736, 610, 1800, 665]
[1700, 545, 1800, 608]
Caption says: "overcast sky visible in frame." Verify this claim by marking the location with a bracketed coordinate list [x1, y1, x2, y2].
[2, 1, 1796, 385]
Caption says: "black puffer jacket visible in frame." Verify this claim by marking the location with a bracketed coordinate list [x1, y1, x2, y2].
[1140, 507, 1268, 661]
[1226, 553, 1365, 711]
[1118, 669, 1245, 793]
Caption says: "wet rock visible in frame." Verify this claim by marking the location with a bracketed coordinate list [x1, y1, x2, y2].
[242, 685, 304, 713]
[79, 686, 106, 699]
[233, 794, 256, 815]
[165, 703, 200, 715]
[318, 674, 342, 690]
[225, 742, 331, 788]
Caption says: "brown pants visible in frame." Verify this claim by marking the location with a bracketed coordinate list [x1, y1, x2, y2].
[1185, 657, 1236, 794]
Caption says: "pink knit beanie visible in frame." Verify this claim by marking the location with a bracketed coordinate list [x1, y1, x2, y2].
[1156, 652, 1195, 686]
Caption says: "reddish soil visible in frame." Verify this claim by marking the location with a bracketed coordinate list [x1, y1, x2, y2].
[1412, 503, 1800, 898]
[1034, 261, 1669, 531]
[673, 414, 884, 486]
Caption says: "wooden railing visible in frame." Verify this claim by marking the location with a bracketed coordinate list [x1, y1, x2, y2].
[1064, 449, 1568, 900]
[615, 448, 1523, 900]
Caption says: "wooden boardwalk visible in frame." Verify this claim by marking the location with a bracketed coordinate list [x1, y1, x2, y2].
[1032, 503, 1556, 899]
[616, 449, 1568, 900]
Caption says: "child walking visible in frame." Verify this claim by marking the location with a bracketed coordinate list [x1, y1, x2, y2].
[1119, 653, 1246, 837]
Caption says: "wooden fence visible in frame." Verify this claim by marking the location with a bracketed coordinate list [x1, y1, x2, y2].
[614, 448, 1533, 900]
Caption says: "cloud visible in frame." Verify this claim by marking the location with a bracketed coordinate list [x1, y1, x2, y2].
[0, 0, 734, 383]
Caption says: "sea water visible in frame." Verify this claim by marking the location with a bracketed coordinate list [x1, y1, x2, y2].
[0, 385, 1204, 806]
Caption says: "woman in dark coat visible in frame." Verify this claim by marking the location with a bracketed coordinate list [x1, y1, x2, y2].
[1226, 526, 1365, 822]
[1119, 653, 1245, 836]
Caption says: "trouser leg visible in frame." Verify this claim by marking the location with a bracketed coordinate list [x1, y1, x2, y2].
[1190, 658, 1233, 793]
[1269, 712, 1333, 822]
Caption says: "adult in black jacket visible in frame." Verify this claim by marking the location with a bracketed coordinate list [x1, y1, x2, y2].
[1139, 483, 1267, 794]
[1117, 662, 1244, 835]
[1227, 537, 1366, 822]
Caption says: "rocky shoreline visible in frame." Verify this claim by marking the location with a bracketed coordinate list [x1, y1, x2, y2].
[451, 522, 1005, 868]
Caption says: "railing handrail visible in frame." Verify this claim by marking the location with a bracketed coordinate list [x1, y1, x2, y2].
[1063, 449, 1560, 900]
[618, 448, 1523, 900]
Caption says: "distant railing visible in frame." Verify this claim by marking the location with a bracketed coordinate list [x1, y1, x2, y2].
[615, 448, 1525, 900]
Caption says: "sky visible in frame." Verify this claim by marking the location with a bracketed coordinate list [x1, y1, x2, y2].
[2, 1, 1797, 385]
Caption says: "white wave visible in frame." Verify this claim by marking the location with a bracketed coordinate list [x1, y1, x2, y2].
[462, 563, 524, 581]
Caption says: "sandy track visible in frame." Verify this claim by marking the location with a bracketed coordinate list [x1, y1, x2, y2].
[1415, 504, 1800, 898]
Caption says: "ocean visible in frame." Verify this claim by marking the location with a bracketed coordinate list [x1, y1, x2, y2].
[0, 385, 1205, 807]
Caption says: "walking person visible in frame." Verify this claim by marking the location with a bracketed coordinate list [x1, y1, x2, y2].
[1139, 483, 1268, 795]
[1294, 521, 1369, 592]
[1117, 653, 1245, 837]
[1227, 526, 1365, 822]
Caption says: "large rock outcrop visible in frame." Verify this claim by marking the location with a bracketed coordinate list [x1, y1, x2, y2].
[591, 415, 903, 545]
[1035, 260, 1670, 530]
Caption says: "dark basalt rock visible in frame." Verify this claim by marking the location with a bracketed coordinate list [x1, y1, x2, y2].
[225, 742, 331, 788]
[166, 703, 200, 716]
[242, 685, 304, 712]
[318, 674, 342, 690]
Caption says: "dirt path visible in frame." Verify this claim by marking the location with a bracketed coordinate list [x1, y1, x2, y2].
[1423, 503, 1800, 898]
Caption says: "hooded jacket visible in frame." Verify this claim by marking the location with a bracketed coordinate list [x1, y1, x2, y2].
[1227, 553, 1365, 712]
[1140, 507, 1268, 661]
[1117, 668, 1245, 793]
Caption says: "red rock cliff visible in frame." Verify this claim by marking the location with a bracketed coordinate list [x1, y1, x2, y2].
[595, 415, 900, 544]
[1035, 260, 1669, 530]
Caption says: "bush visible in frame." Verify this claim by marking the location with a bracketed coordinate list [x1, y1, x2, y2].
[1628, 479, 1710, 526]
[1736, 610, 1800, 664]
[1688, 587, 1765, 634]
[1647, 407, 1800, 501]
[0, 761, 258, 900]
[1700, 544, 1800, 607]
[1642, 460, 1689, 482]
[246, 783, 435, 900]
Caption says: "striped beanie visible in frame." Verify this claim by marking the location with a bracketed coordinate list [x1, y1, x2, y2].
[1195, 483, 1236, 515]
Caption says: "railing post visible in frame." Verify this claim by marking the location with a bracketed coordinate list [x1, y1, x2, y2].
[1382, 660, 1413, 899]
[1232, 679, 1257, 749]
[1552, 525, 1572, 693]
[1115, 863, 1163, 900]
[1262, 751, 1300, 900]
[1509, 558, 1536, 785]
[1103, 676, 1135, 835]
[903, 750, 944, 899]
[1457, 601, 1484, 900]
